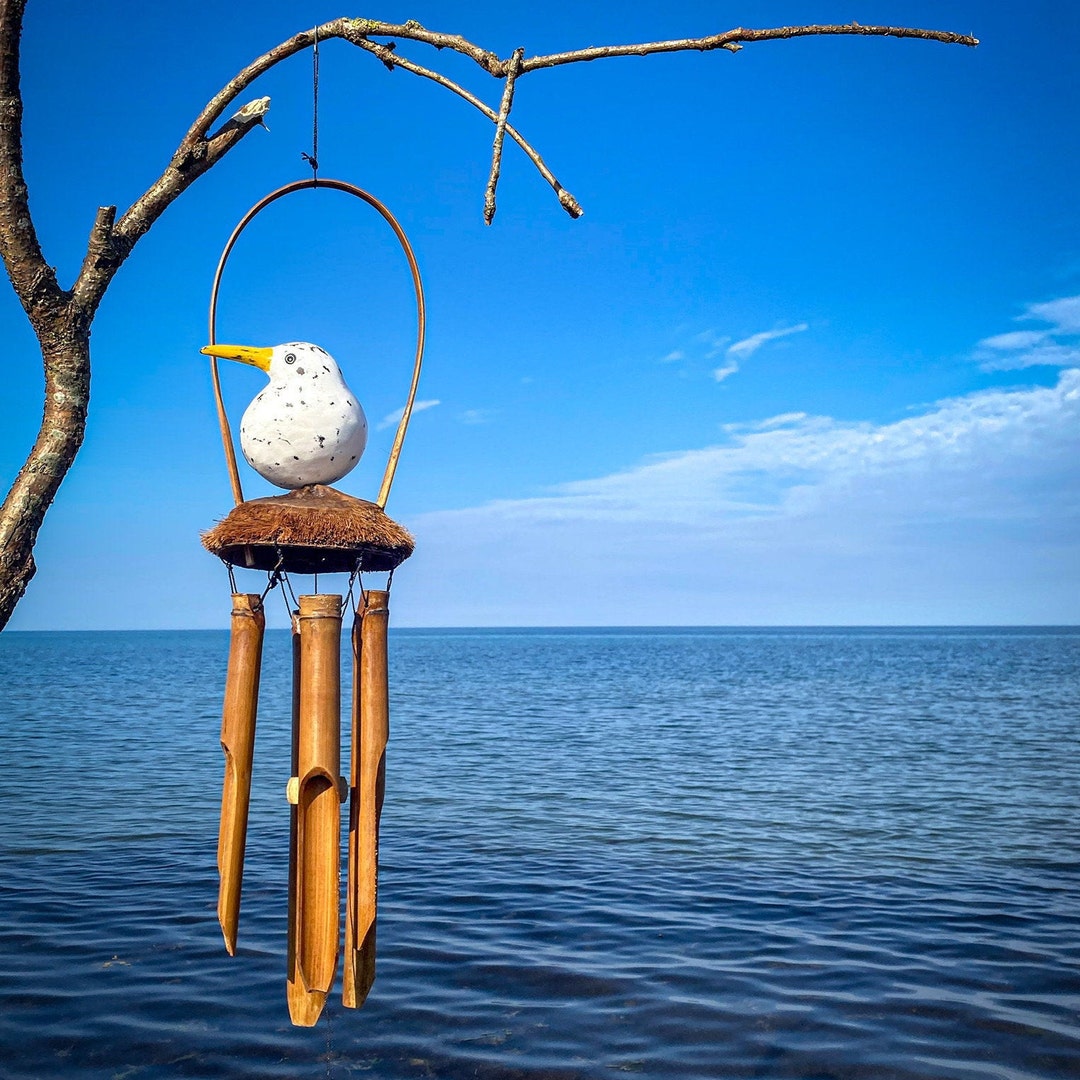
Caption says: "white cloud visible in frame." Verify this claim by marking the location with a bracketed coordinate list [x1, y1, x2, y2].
[1022, 295, 1080, 333]
[695, 330, 730, 359]
[978, 330, 1047, 350]
[376, 398, 440, 430]
[399, 368, 1080, 626]
[393, 296, 1080, 625]
[658, 324, 803, 381]
[459, 408, 495, 425]
[727, 322, 809, 359]
[976, 294, 1080, 370]
[727, 411, 809, 432]
[531, 370, 1080, 523]
[980, 344, 1080, 371]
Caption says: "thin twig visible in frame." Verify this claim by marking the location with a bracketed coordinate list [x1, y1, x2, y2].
[523, 22, 978, 71]
[344, 17, 504, 74]
[345, 35, 583, 218]
[101, 17, 976, 253]
[484, 48, 524, 225]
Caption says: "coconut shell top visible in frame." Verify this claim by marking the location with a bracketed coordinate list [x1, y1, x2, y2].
[202, 485, 414, 574]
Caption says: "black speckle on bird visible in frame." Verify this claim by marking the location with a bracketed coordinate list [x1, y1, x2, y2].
[350, 454, 357, 460]
[293, 455, 300, 460]
[322, 365, 330, 373]
[317, 435, 326, 447]
[296, 367, 305, 375]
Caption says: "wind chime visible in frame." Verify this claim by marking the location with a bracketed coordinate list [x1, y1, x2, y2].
[199, 176, 425, 1027]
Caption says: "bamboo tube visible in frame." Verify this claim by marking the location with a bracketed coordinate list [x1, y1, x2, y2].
[343, 590, 390, 1008]
[217, 593, 265, 955]
[286, 615, 320, 1027]
[286, 594, 344, 1027]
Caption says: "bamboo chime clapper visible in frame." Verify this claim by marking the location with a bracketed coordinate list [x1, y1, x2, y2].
[199, 179, 425, 1026]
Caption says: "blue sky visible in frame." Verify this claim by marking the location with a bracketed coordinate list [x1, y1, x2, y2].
[3, 0, 1078, 629]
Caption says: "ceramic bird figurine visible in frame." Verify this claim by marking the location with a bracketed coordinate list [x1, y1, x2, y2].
[202, 341, 368, 489]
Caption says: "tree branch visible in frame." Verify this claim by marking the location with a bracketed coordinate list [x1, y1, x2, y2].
[0, 330, 90, 625]
[484, 48, 524, 225]
[522, 22, 978, 71]
[0, 0, 61, 324]
[342, 20, 975, 218]
[72, 97, 271, 314]
[101, 16, 978, 273]
[343, 33, 583, 218]
[343, 18, 505, 76]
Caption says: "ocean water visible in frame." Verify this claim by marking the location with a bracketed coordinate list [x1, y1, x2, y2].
[0, 626, 1077, 1079]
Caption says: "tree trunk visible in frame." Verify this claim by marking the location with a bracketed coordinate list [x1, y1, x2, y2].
[0, 316, 90, 628]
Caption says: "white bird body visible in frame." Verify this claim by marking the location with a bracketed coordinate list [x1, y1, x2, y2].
[202, 341, 367, 490]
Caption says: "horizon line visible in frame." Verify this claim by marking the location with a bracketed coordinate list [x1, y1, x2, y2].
[4, 623, 1078, 634]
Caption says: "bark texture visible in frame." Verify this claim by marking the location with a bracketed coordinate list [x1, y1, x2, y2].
[0, 8, 977, 629]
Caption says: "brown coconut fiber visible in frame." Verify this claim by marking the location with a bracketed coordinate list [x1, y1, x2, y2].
[202, 484, 414, 574]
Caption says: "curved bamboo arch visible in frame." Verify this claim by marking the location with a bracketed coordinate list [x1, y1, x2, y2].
[207, 178, 426, 510]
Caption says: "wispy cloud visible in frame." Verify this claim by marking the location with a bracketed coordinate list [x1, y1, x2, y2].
[727, 322, 809, 359]
[403, 365, 1080, 625]
[696, 330, 730, 360]
[1022, 295, 1080, 333]
[977, 330, 1047, 351]
[977, 294, 1080, 370]
[724, 411, 808, 433]
[980, 344, 1080, 371]
[459, 408, 496, 425]
[659, 323, 807, 383]
[376, 398, 440, 430]
[529, 370, 1080, 524]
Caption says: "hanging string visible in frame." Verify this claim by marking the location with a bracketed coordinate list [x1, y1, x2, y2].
[281, 567, 299, 613]
[301, 26, 320, 182]
[279, 576, 294, 623]
[257, 569, 283, 612]
[345, 564, 362, 616]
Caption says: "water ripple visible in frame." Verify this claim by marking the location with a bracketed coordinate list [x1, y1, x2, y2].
[0, 627, 1077, 1078]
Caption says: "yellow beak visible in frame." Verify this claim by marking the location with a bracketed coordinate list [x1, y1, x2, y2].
[201, 344, 273, 373]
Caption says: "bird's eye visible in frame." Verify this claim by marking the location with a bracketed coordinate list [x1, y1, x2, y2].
[285, 353, 296, 365]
